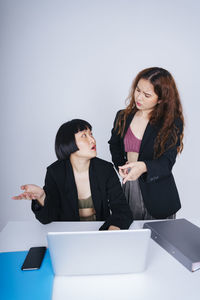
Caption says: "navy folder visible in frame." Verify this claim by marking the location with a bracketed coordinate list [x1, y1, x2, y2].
[0, 249, 54, 300]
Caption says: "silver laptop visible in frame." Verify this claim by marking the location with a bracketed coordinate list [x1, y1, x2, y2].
[47, 229, 151, 276]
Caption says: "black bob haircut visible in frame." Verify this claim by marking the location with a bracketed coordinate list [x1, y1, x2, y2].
[55, 119, 92, 160]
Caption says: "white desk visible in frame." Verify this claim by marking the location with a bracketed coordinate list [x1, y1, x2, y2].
[0, 220, 199, 300]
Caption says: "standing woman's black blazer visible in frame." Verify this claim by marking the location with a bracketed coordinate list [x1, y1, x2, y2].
[32, 157, 133, 230]
[108, 110, 183, 219]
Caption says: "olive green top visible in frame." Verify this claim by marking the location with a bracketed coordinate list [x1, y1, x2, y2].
[78, 195, 96, 221]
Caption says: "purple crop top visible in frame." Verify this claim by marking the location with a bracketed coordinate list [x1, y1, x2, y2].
[124, 127, 142, 153]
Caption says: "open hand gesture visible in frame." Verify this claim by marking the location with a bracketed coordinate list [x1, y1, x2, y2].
[12, 184, 45, 206]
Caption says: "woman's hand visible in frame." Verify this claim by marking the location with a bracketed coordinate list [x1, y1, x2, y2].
[118, 161, 130, 177]
[12, 184, 46, 206]
[108, 225, 120, 230]
[119, 161, 147, 184]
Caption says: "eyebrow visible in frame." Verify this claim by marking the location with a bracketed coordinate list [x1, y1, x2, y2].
[136, 85, 152, 96]
[79, 129, 91, 134]
[144, 92, 152, 96]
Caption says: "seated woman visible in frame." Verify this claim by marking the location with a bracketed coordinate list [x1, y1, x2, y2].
[12, 119, 133, 230]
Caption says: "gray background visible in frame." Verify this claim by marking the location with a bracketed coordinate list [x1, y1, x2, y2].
[0, 0, 199, 229]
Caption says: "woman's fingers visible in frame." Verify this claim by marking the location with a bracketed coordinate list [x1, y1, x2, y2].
[20, 184, 39, 194]
[119, 162, 135, 169]
[119, 168, 127, 178]
[12, 192, 35, 200]
[119, 165, 131, 177]
[12, 184, 45, 202]
[108, 225, 120, 230]
[12, 194, 25, 200]
[123, 173, 132, 184]
[120, 161, 147, 183]
[119, 163, 134, 176]
[122, 168, 141, 183]
[122, 166, 138, 183]
[119, 163, 133, 179]
[12, 195, 22, 200]
[12, 185, 32, 200]
[21, 184, 33, 192]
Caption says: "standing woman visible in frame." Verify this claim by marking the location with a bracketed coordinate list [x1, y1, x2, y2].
[109, 67, 184, 220]
[13, 119, 133, 230]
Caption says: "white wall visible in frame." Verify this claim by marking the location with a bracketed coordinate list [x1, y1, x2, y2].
[1, 0, 200, 228]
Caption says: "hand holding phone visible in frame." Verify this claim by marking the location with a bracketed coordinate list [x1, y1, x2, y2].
[21, 247, 46, 270]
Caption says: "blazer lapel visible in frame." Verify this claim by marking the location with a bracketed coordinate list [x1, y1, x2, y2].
[89, 160, 102, 219]
[139, 122, 155, 154]
[64, 160, 79, 218]
[122, 111, 135, 138]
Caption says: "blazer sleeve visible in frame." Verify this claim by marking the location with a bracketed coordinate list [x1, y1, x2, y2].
[141, 119, 183, 183]
[99, 164, 133, 230]
[108, 110, 126, 171]
[31, 167, 61, 224]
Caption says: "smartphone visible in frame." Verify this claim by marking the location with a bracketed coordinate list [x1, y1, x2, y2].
[21, 246, 47, 270]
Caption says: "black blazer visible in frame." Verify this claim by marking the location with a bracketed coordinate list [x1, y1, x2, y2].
[32, 157, 133, 230]
[108, 110, 183, 219]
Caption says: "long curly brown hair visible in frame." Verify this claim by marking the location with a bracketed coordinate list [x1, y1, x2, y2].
[116, 67, 184, 158]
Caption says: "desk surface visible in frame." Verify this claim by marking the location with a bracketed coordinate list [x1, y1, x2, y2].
[0, 220, 200, 300]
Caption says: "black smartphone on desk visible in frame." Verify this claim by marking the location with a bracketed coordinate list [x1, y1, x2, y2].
[21, 247, 47, 270]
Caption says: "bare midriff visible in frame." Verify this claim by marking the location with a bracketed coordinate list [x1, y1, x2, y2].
[127, 151, 139, 163]
[79, 208, 96, 218]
